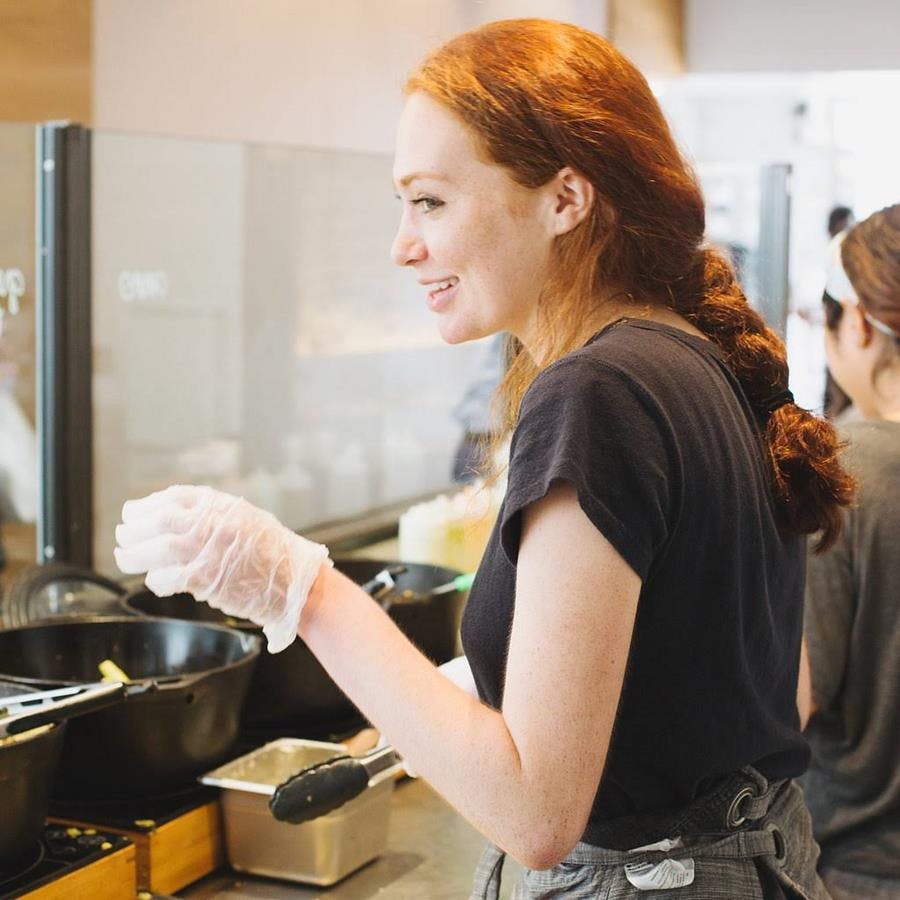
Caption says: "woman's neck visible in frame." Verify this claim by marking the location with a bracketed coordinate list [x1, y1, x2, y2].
[573, 297, 709, 349]
[867, 366, 900, 421]
[595, 302, 709, 343]
[519, 293, 709, 365]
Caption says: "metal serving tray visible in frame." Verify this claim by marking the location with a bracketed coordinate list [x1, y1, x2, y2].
[201, 738, 394, 886]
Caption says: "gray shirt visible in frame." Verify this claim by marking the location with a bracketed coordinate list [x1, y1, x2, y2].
[801, 419, 900, 877]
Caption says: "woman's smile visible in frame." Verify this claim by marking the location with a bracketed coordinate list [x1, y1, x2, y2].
[421, 276, 460, 311]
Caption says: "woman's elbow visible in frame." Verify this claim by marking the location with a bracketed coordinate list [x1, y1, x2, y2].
[508, 819, 585, 871]
[516, 843, 574, 871]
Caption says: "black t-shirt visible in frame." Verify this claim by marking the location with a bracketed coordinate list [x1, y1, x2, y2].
[461, 318, 809, 828]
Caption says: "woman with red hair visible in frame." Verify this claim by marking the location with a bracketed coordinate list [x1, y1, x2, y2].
[115, 20, 853, 898]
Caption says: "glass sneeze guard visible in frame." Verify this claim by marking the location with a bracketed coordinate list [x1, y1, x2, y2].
[90, 131, 486, 574]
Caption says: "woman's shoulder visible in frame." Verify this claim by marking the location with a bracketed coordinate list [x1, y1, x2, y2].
[840, 419, 900, 477]
[523, 342, 630, 412]
[527, 319, 717, 404]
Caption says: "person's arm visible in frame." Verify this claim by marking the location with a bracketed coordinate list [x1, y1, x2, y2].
[797, 638, 815, 730]
[300, 481, 640, 868]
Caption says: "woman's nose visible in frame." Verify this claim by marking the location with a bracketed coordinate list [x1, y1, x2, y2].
[391, 221, 427, 267]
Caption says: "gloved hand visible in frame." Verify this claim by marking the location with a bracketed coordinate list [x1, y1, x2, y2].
[113, 484, 329, 653]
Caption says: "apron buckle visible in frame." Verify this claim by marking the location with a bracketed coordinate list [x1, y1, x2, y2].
[725, 785, 755, 828]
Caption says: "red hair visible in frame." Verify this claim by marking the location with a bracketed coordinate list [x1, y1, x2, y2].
[407, 19, 854, 548]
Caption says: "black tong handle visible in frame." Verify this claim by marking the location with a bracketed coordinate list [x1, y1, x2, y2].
[269, 754, 369, 824]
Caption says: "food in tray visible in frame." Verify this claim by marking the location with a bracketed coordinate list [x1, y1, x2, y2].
[98, 658, 131, 682]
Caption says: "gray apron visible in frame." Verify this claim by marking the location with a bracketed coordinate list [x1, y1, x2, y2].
[470, 768, 829, 899]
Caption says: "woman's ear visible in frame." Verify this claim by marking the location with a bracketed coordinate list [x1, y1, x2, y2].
[848, 303, 875, 349]
[547, 167, 598, 236]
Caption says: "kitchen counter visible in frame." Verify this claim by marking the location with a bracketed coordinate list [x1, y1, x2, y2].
[181, 777, 522, 899]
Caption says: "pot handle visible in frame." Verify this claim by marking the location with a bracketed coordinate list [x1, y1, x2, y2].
[148, 669, 211, 691]
[360, 565, 408, 611]
[1, 682, 126, 736]
[269, 755, 370, 824]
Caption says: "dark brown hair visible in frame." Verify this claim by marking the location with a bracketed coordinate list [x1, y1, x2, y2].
[406, 19, 854, 549]
[825, 206, 900, 391]
[841, 203, 900, 341]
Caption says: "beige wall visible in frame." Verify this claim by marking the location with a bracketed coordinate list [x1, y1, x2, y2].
[0, 0, 92, 123]
[686, 0, 900, 72]
[608, 0, 683, 75]
[93, 0, 607, 152]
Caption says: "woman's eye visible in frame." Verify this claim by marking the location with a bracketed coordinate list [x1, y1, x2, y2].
[412, 196, 444, 212]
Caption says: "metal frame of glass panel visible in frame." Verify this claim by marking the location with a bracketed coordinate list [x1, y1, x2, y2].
[757, 163, 792, 339]
[36, 122, 93, 566]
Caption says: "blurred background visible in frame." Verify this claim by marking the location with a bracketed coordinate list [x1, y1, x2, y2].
[0, 0, 897, 574]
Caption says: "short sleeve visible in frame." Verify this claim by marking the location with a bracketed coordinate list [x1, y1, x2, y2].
[500, 355, 674, 579]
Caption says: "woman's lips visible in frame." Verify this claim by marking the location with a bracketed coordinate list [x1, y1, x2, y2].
[427, 280, 458, 312]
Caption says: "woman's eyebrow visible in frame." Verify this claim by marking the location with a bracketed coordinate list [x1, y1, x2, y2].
[394, 170, 449, 188]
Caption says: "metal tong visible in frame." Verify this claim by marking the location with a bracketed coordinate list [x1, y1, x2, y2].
[360, 565, 408, 610]
[269, 743, 401, 824]
[361, 566, 476, 611]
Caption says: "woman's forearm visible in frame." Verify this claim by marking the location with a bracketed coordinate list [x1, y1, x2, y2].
[797, 638, 816, 729]
[298, 564, 583, 867]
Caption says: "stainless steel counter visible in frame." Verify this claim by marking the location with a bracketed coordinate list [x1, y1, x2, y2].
[181, 778, 522, 899]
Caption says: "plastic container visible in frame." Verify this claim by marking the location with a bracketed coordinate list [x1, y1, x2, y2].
[398, 485, 498, 572]
[201, 739, 394, 886]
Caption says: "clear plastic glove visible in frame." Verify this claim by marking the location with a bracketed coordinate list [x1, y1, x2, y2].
[113, 484, 329, 653]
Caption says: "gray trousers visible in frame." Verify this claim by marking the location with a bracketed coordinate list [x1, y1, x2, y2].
[821, 867, 900, 900]
[470, 771, 829, 899]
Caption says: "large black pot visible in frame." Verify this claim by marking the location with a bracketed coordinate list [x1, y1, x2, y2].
[0, 682, 66, 866]
[335, 560, 465, 664]
[121, 590, 356, 727]
[121, 559, 465, 727]
[0, 618, 260, 799]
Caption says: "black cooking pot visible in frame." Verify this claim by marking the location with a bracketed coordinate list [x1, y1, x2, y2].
[335, 560, 465, 664]
[121, 559, 466, 727]
[120, 589, 355, 726]
[0, 618, 260, 799]
[0, 682, 66, 865]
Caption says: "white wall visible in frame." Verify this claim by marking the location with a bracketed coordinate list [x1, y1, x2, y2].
[93, 0, 607, 152]
[686, 0, 900, 73]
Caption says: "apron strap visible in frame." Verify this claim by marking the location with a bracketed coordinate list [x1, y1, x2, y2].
[468, 828, 784, 898]
[469, 842, 507, 900]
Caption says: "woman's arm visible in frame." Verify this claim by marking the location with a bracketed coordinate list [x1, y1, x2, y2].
[300, 482, 640, 868]
[797, 637, 816, 729]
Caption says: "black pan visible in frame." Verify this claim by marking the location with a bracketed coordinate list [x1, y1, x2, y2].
[0, 682, 66, 865]
[335, 560, 466, 664]
[121, 558, 466, 727]
[0, 617, 261, 799]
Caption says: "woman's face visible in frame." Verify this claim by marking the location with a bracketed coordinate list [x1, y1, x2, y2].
[824, 300, 875, 410]
[391, 93, 557, 346]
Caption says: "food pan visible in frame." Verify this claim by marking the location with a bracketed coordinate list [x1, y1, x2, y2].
[200, 738, 395, 886]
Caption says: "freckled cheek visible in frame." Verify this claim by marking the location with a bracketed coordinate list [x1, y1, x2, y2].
[431, 226, 491, 278]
